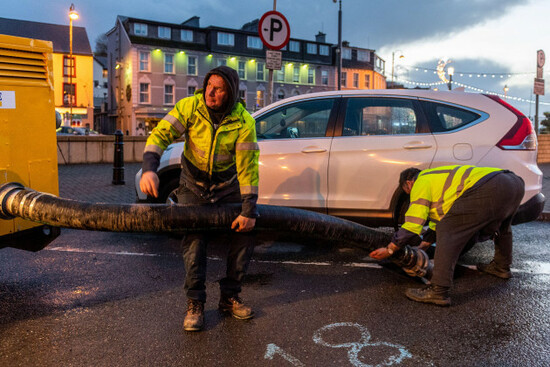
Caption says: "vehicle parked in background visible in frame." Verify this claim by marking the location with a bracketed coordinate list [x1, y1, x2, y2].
[56, 126, 100, 135]
[134, 89, 545, 228]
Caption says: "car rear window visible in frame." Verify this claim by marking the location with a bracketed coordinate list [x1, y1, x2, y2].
[435, 104, 481, 131]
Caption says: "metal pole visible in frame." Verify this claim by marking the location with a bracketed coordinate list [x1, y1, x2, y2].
[69, 17, 73, 126]
[337, 0, 342, 90]
[448, 74, 452, 90]
[268, 69, 274, 105]
[112, 130, 125, 185]
[535, 95, 540, 135]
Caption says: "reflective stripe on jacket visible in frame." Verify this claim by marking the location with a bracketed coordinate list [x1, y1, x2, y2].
[401, 165, 502, 235]
[144, 92, 259, 199]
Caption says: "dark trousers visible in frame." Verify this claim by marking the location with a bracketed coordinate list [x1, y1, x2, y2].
[431, 172, 524, 288]
[177, 185, 255, 303]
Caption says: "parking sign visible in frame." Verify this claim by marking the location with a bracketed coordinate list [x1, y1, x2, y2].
[258, 11, 290, 50]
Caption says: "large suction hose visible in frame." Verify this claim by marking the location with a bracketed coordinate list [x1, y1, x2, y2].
[0, 182, 432, 278]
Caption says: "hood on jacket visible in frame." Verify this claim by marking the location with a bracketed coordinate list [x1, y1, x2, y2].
[203, 65, 240, 117]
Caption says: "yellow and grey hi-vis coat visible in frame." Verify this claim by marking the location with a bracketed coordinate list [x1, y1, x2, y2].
[393, 165, 503, 247]
[143, 92, 260, 218]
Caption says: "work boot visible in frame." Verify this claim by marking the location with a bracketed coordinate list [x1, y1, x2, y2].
[218, 296, 254, 320]
[183, 299, 204, 331]
[477, 261, 512, 279]
[405, 285, 451, 306]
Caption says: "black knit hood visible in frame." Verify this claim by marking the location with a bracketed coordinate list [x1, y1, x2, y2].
[203, 65, 240, 117]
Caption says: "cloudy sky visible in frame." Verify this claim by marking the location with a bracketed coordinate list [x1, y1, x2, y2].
[3, 0, 549, 117]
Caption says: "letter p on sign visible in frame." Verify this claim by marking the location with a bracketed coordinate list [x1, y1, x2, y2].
[258, 11, 290, 50]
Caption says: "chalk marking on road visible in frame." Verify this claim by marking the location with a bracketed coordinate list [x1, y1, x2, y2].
[45, 247, 161, 257]
[264, 343, 305, 367]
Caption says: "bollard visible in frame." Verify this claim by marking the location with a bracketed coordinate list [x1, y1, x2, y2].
[112, 130, 125, 185]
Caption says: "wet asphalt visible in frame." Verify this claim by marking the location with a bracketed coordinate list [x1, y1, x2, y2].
[0, 163, 549, 366]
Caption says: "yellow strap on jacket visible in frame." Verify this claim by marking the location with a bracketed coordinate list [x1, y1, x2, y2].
[402, 165, 502, 235]
[144, 93, 259, 195]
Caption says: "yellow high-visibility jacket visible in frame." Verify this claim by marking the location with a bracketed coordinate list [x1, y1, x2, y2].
[401, 165, 502, 236]
[143, 92, 259, 216]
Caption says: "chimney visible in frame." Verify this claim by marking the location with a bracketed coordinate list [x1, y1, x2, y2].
[315, 32, 326, 43]
[182, 16, 200, 27]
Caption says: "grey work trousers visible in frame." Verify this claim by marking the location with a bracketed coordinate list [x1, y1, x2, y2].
[177, 185, 256, 303]
[431, 172, 525, 288]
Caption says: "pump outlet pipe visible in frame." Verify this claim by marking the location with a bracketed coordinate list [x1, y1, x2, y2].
[0, 182, 432, 278]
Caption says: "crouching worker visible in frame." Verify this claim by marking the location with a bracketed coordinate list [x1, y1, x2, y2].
[370, 165, 524, 306]
[140, 66, 260, 331]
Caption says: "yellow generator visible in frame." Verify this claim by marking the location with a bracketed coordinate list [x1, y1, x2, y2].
[0, 34, 60, 251]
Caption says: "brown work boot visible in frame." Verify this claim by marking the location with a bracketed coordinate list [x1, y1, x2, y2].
[183, 299, 204, 331]
[218, 296, 254, 320]
[477, 261, 512, 279]
[405, 285, 451, 306]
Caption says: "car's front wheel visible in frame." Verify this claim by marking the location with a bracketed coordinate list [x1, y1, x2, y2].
[158, 177, 179, 204]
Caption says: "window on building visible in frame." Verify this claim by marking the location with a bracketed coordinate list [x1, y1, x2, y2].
[276, 67, 285, 82]
[188, 86, 196, 97]
[158, 26, 171, 39]
[217, 32, 235, 46]
[308, 68, 314, 84]
[342, 47, 352, 59]
[353, 73, 359, 88]
[306, 43, 317, 54]
[319, 45, 329, 56]
[134, 23, 147, 36]
[139, 83, 150, 103]
[63, 56, 76, 77]
[139, 51, 150, 72]
[238, 61, 246, 79]
[293, 66, 300, 83]
[364, 74, 371, 89]
[63, 83, 76, 106]
[358, 50, 370, 62]
[321, 70, 329, 85]
[256, 90, 265, 109]
[289, 41, 300, 52]
[277, 89, 285, 101]
[94, 80, 99, 88]
[164, 54, 174, 73]
[217, 58, 227, 67]
[164, 84, 174, 104]
[256, 62, 265, 81]
[247, 36, 263, 49]
[181, 29, 193, 42]
[341, 71, 347, 87]
[188, 56, 197, 75]
[239, 89, 246, 101]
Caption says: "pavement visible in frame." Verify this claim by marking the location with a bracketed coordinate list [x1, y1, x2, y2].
[57, 162, 550, 220]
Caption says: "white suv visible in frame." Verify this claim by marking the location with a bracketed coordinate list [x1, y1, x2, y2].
[135, 89, 545, 227]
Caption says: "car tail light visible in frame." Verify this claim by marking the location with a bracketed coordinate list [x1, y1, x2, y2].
[485, 95, 537, 150]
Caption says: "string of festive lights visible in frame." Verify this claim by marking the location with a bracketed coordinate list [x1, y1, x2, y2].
[398, 64, 546, 79]
[394, 77, 550, 106]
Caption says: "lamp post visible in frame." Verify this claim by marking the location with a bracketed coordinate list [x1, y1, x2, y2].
[68, 3, 78, 126]
[333, 0, 342, 90]
[503, 84, 509, 99]
[447, 66, 454, 90]
[391, 51, 404, 86]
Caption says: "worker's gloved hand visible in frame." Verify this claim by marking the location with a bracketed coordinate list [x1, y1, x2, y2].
[140, 171, 160, 198]
[369, 247, 392, 260]
[231, 215, 256, 232]
[414, 241, 432, 251]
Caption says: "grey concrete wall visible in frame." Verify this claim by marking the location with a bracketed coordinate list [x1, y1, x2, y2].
[56, 136, 147, 165]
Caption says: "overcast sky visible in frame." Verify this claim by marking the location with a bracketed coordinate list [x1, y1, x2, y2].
[2, 0, 549, 116]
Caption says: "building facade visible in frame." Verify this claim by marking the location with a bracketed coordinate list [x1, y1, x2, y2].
[0, 17, 94, 128]
[106, 16, 341, 136]
[339, 42, 387, 90]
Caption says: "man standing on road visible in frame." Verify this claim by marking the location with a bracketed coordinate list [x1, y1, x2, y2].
[140, 66, 260, 331]
[369, 165, 524, 306]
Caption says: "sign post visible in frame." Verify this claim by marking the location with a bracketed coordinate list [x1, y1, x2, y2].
[258, 10, 290, 106]
[534, 50, 545, 135]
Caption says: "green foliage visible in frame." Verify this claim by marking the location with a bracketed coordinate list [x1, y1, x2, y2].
[541, 112, 550, 134]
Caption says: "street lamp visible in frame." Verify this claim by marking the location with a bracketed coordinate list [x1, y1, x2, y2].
[333, 0, 342, 90]
[391, 51, 404, 85]
[503, 84, 509, 99]
[68, 3, 78, 126]
[447, 66, 454, 90]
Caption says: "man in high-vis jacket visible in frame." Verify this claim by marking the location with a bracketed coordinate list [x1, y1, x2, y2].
[370, 165, 524, 306]
[140, 66, 259, 331]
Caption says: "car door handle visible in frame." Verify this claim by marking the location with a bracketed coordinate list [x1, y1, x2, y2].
[301, 147, 327, 153]
[403, 143, 433, 150]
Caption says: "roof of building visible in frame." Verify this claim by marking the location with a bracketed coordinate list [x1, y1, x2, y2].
[0, 17, 92, 55]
